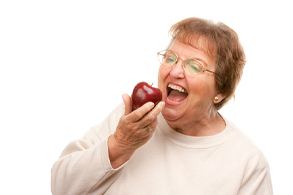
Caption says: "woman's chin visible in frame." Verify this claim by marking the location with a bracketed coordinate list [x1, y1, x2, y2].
[162, 106, 181, 122]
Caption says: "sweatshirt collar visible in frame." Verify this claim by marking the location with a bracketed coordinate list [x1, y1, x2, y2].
[157, 114, 234, 149]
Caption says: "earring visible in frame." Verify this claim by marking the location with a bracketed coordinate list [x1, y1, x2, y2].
[214, 96, 219, 103]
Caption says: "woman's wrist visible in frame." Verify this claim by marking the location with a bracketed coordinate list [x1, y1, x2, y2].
[107, 134, 135, 169]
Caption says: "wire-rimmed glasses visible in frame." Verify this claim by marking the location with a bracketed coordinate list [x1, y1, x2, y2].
[157, 50, 216, 76]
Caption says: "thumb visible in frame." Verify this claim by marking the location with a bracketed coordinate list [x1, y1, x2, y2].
[122, 93, 132, 115]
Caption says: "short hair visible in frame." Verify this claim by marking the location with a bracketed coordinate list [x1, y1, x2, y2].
[169, 17, 246, 109]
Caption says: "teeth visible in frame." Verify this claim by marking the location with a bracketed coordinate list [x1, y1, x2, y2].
[168, 83, 186, 93]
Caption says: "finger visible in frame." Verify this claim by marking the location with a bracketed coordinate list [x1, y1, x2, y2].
[138, 120, 157, 135]
[146, 101, 165, 120]
[136, 125, 153, 137]
[152, 101, 165, 114]
[122, 93, 132, 115]
[149, 119, 158, 129]
[141, 122, 157, 137]
[130, 102, 155, 121]
[138, 101, 165, 127]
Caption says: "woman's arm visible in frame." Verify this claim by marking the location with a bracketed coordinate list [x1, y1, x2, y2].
[51, 105, 124, 195]
[51, 95, 164, 195]
[238, 151, 273, 195]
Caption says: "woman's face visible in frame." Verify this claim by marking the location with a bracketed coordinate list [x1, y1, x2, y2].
[158, 39, 219, 128]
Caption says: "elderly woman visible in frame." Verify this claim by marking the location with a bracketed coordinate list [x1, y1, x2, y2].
[51, 17, 273, 195]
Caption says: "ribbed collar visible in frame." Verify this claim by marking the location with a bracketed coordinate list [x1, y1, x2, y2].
[157, 114, 234, 149]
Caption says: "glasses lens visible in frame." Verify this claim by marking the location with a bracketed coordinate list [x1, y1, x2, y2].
[165, 51, 177, 65]
[184, 59, 203, 75]
[158, 50, 177, 65]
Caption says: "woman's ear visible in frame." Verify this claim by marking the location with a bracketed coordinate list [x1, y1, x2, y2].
[213, 94, 225, 104]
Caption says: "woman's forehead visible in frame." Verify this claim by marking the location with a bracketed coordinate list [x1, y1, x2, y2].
[169, 39, 216, 68]
[171, 37, 216, 58]
[172, 35, 216, 59]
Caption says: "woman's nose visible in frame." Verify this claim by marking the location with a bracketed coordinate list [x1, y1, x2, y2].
[169, 61, 185, 78]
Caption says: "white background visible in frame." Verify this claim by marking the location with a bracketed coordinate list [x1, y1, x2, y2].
[0, 0, 292, 194]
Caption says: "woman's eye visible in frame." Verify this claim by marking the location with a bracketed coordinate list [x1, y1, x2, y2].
[165, 55, 176, 64]
[187, 60, 202, 73]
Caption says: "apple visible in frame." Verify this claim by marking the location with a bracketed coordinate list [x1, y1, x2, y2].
[131, 81, 162, 111]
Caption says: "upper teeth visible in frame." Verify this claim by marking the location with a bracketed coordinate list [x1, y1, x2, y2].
[168, 83, 186, 93]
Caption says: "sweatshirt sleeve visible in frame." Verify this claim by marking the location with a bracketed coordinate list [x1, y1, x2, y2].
[51, 104, 125, 195]
[238, 151, 273, 195]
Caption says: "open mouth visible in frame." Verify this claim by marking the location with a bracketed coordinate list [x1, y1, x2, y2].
[167, 83, 188, 103]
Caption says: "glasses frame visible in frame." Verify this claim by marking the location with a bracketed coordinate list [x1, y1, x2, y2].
[157, 50, 216, 75]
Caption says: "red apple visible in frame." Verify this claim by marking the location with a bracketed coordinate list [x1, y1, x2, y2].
[131, 81, 162, 111]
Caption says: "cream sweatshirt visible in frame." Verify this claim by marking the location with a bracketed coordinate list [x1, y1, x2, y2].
[51, 104, 273, 195]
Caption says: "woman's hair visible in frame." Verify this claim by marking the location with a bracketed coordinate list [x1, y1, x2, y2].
[170, 17, 246, 109]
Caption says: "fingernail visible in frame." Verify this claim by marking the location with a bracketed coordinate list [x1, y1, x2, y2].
[158, 101, 165, 109]
[147, 102, 155, 108]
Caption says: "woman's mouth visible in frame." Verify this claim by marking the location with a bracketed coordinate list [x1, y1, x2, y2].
[166, 83, 188, 104]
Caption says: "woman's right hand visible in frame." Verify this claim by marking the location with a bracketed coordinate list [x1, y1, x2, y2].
[108, 94, 164, 168]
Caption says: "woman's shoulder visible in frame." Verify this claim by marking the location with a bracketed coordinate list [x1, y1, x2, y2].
[225, 119, 267, 162]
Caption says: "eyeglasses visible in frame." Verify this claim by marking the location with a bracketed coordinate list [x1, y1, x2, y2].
[157, 50, 216, 76]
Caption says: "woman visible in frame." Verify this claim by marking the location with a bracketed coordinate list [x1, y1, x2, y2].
[51, 17, 273, 195]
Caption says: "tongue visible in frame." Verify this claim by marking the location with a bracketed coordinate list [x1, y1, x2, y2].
[168, 90, 187, 102]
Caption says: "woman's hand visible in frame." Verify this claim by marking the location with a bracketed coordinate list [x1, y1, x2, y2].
[108, 94, 164, 168]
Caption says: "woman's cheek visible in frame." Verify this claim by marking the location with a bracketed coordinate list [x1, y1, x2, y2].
[158, 66, 170, 79]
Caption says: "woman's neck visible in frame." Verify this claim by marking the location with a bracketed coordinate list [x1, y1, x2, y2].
[168, 112, 226, 136]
